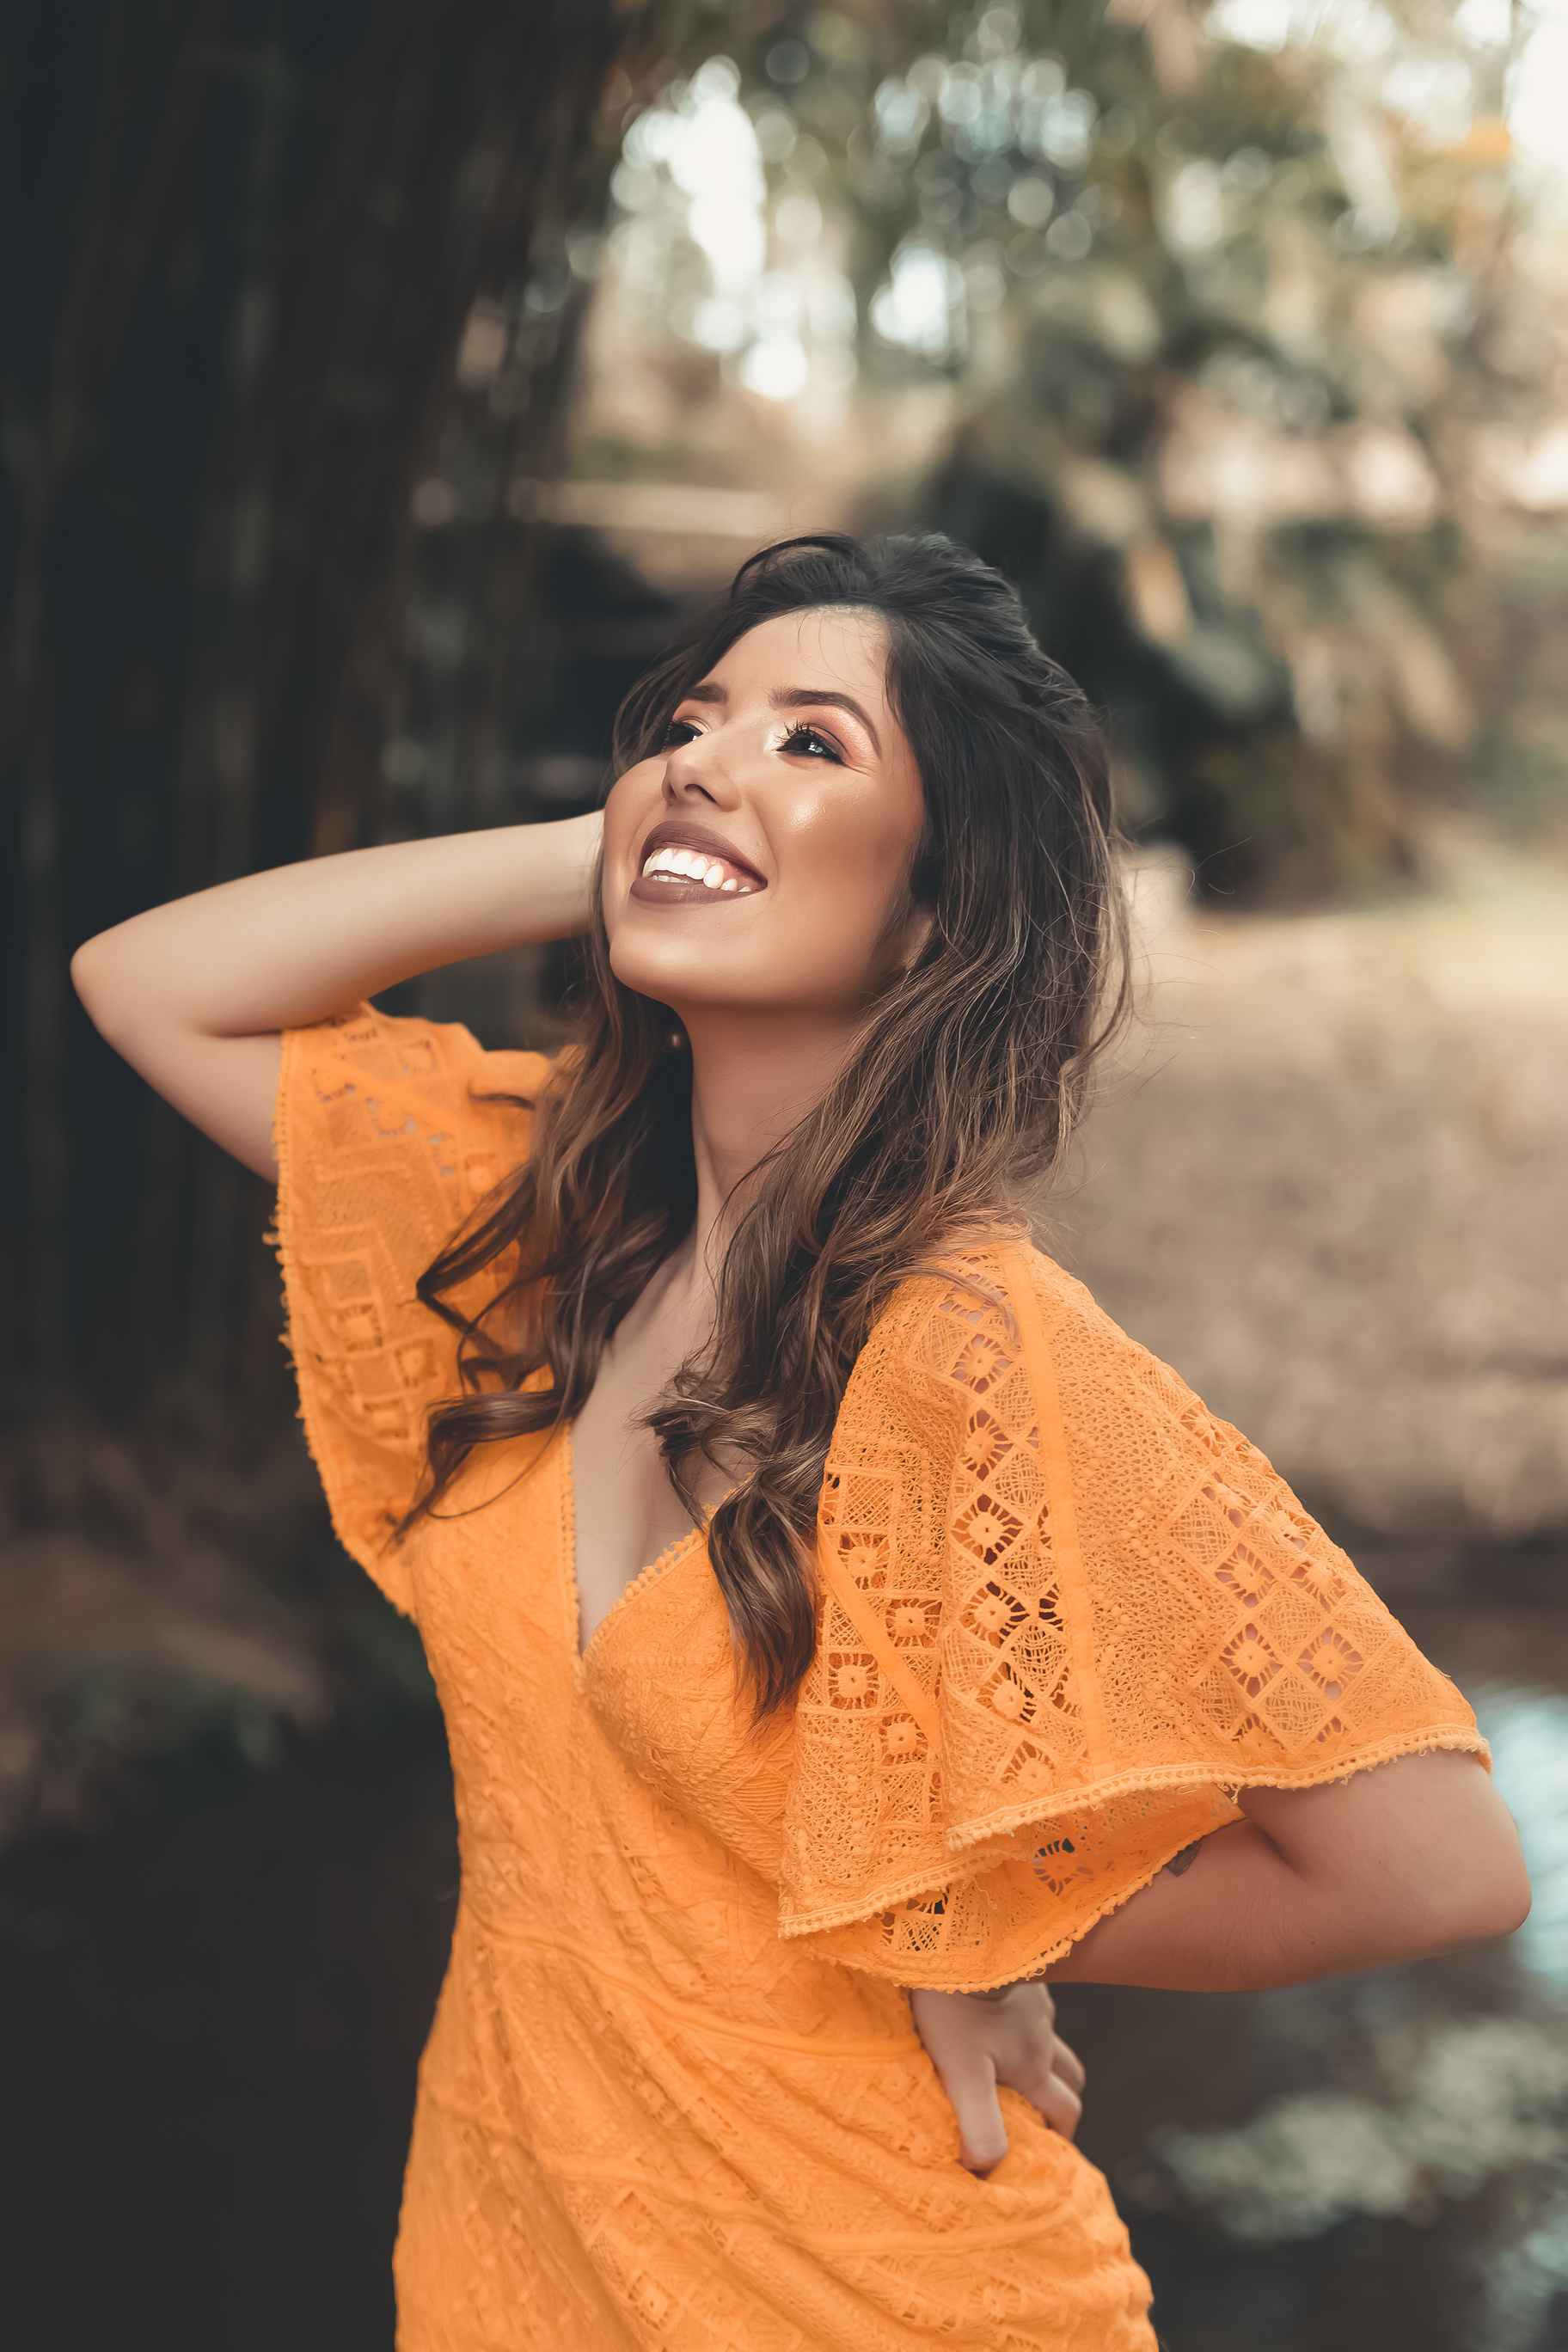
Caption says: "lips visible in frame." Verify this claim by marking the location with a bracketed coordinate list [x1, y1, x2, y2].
[629, 819, 768, 908]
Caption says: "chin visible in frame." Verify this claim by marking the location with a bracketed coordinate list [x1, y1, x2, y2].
[608, 926, 748, 1008]
[609, 940, 821, 1027]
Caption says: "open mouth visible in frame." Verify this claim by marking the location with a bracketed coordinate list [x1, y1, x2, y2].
[629, 821, 767, 907]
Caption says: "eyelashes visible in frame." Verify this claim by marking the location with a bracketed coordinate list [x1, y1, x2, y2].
[779, 723, 844, 763]
[658, 718, 845, 764]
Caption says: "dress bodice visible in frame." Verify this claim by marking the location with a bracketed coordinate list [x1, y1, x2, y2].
[267, 999, 1485, 2352]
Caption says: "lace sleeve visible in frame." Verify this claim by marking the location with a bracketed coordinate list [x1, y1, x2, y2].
[778, 1244, 1487, 1991]
[272, 1001, 552, 1617]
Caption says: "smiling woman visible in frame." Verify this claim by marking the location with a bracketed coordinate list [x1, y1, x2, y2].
[407, 546, 1127, 1711]
[70, 533, 1527, 2352]
[613, 613, 920, 984]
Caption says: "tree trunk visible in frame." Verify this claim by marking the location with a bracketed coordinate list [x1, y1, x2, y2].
[0, 0, 641, 1407]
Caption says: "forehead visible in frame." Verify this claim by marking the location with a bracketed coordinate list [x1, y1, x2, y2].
[703, 607, 891, 701]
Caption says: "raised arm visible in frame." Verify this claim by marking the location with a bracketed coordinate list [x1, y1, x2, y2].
[70, 813, 601, 1181]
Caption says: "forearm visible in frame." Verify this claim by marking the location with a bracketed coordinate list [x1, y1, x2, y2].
[72, 812, 600, 1047]
[1050, 1752, 1528, 1993]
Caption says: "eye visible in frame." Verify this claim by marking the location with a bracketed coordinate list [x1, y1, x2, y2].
[659, 717, 701, 750]
[779, 723, 844, 763]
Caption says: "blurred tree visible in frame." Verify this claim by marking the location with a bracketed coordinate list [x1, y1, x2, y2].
[588, 0, 1562, 897]
[5, 0, 1561, 1400]
[0, 0, 648, 1401]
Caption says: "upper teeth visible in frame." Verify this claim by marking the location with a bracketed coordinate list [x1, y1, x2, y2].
[642, 846, 749, 892]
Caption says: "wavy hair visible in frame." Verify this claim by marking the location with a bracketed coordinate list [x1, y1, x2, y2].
[405, 533, 1129, 1712]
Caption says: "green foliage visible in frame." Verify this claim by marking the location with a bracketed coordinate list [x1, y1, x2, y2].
[612, 0, 1557, 896]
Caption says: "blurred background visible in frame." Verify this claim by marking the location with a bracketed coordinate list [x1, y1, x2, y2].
[3, 0, 1567, 2344]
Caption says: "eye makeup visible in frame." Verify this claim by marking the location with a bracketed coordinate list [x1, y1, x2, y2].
[768, 721, 846, 763]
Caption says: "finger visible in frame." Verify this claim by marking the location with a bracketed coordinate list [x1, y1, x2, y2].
[1050, 2036, 1087, 2095]
[936, 2060, 1011, 2175]
[1028, 2067, 1084, 2142]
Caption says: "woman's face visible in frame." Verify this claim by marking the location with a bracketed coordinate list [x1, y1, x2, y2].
[602, 609, 928, 1023]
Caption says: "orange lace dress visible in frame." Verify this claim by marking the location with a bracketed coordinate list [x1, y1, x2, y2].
[274, 1003, 1487, 2352]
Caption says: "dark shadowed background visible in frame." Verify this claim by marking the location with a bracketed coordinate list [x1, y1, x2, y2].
[3, 3, 1567, 2346]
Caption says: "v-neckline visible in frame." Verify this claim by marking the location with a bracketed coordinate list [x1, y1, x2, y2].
[560, 1424, 707, 1670]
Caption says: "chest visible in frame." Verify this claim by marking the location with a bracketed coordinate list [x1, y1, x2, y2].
[568, 1289, 732, 1653]
[403, 1431, 793, 1891]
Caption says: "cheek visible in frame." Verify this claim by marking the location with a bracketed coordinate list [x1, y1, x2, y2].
[603, 763, 658, 848]
[601, 764, 661, 922]
[783, 788, 920, 934]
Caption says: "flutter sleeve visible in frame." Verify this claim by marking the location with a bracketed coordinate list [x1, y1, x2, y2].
[778, 1242, 1487, 1990]
[272, 1000, 553, 1617]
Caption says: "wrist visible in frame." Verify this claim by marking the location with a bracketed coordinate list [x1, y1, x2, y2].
[556, 810, 603, 936]
[483, 811, 600, 946]
[971, 1971, 1050, 2001]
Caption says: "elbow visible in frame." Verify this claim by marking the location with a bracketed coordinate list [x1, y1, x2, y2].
[1427, 1833, 1532, 1955]
[72, 928, 146, 1052]
[1461, 1779, 1534, 1945]
[1393, 1749, 1533, 1957]
[1476, 1850, 1533, 1944]
[71, 931, 119, 1035]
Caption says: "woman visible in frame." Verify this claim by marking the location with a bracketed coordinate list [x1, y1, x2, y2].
[75, 534, 1527, 2350]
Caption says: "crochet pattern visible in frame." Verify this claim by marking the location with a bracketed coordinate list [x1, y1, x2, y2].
[274, 1002, 1483, 2352]
[782, 1254, 1484, 1988]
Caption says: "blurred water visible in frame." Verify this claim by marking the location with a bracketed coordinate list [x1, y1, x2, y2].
[1479, 1687, 1568, 1995]
[1067, 1626, 1568, 2352]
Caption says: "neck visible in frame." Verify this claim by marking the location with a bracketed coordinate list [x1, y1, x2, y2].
[678, 1002, 862, 1288]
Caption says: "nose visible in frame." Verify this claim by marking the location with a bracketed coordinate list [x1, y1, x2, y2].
[663, 721, 741, 809]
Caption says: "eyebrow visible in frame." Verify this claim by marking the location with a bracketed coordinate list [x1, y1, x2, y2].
[683, 677, 882, 755]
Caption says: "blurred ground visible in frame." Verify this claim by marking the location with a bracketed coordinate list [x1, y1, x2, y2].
[1061, 832, 1568, 1568]
[0, 1716, 456, 2352]
[0, 1393, 433, 1849]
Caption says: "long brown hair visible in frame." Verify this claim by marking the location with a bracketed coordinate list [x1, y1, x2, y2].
[407, 533, 1128, 1710]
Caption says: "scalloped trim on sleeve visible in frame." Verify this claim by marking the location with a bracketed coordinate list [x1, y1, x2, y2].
[778, 1243, 1487, 1989]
